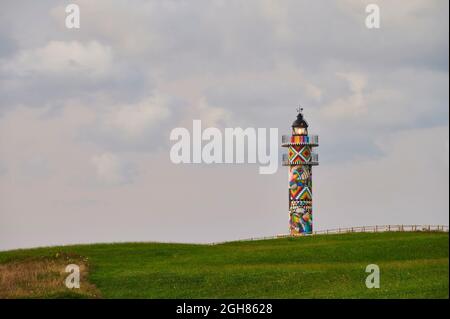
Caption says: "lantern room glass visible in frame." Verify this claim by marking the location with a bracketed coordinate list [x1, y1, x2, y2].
[293, 127, 308, 136]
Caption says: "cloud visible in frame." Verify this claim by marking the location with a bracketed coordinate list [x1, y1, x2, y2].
[74, 93, 176, 154]
[187, 97, 232, 128]
[0, 39, 125, 110]
[91, 152, 134, 185]
[321, 72, 368, 118]
[0, 0, 448, 250]
[316, 125, 449, 229]
[103, 94, 171, 139]
[1, 40, 113, 78]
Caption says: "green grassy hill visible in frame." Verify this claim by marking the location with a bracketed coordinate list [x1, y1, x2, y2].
[0, 232, 448, 298]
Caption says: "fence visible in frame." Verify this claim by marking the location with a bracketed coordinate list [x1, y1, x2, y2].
[312, 224, 448, 235]
[209, 225, 449, 245]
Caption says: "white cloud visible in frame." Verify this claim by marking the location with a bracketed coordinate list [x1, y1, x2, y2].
[49, 0, 160, 56]
[316, 125, 449, 229]
[192, 97, 232, 128]
[1, 40, 113, 78]
[338, 72, 367, 93]
[102, 94, 171, 140]
[91, 152, 131, 185]
[321, 72, 368, 118]
[0, 0, 447, 250]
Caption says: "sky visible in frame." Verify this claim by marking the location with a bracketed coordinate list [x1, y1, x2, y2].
[0, 0, 448, 250]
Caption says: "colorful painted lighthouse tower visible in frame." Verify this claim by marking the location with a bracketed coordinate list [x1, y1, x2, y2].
[282, 108, 319, 235]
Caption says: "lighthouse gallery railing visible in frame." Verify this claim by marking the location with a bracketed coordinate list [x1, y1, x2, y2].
[281, 134, 319, 146]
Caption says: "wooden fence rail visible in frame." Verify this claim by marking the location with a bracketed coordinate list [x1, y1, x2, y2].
[312, 224, 449, 235]
[209, 225, 449, 245]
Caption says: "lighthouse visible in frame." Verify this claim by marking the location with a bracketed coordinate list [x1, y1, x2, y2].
[282, 108, 319, 235]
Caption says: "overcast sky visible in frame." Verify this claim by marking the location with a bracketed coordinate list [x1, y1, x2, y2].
[0, 0, 448, 250]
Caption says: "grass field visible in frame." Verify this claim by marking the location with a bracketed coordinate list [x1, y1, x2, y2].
[0, 232, 448, 298]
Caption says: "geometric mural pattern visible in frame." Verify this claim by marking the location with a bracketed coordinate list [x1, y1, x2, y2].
[289, 165, 313, 235]
[288, 145, 312, 164]
[289, 165, 312, 201]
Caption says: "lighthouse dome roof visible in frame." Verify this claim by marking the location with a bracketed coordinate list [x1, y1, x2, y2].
[292, 111, 309, 128]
